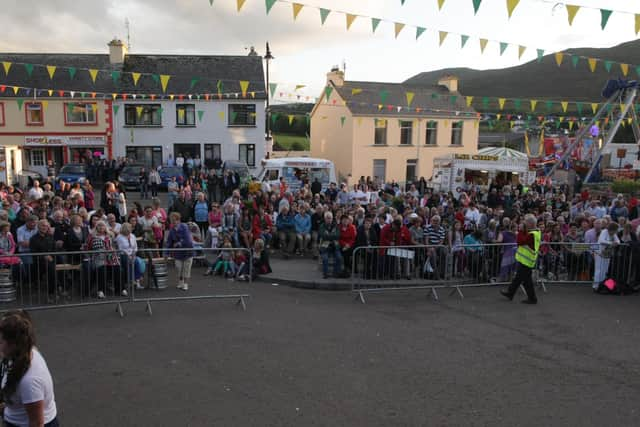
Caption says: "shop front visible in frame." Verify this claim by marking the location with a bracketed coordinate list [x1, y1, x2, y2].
[23, 135, 106, 176]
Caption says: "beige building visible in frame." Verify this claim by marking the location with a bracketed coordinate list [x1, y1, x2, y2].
[310, 69, 479, 186]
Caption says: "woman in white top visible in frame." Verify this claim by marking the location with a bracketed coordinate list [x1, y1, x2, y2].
[116, 223, 144, 290]
[0, 311, 58, 427]
[594, 222, 620, 289]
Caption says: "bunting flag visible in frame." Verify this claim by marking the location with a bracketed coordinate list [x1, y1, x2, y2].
[46, 65, 56, 79]
[438, 31, 448, 46]
[406, 92, 415, 107]
[12, 86, 19, 95]
[266, 0, 277, 14]
[16, 99, 24, 111]
[499, 42, 508, 56]
[160, 75, 170, 92]
[530, 100, 538, 111]
[437, 0, 446, 10]
[600, 9, 612, 30]
[395, 23, 405, 38]
[197, 111, 204, 122]
[604, 60, 612, 72]
[636, 14, 640, 34]
[506, 0, 520, 18]
[2, 61, 11, 76]
[371, 18, 381, 33]
[239, 80, 250, 97]
[294, 84, 305, 91]
[571, 55, 579, 68]
[351, 88, 362, 95]
[590, 103, 598, 114]
[189, 78, 199, 90]
[518, 45, 526, 59]
[561, 101, 568, 113]
[24, 63, 33, 77]
[288, 115, 295, 126]
[379, 90, 389, 104]
[554, 52, 564, 67]
[346, 14, 357, 30]
[131, 72, 141, 86]
[588, 58, 597, 72]
[461, 34, 469, 48]
[48, 89, 53, 97]
[498, 98, 506, 110]
[218, 111, 225, 121]
[42, 101, 49, 111]
[416, 27, 426, 40]
[292, 3, 303, 19]
[575, 102, 583, 114]
[88, 69, 99, 83]
[68, 67, 77, 80]
[111, 71, 120, 85]
[320, 8, 330, 25]
[324, 86, 333, 101]
[566, 4, 580, 25]
[620, 63, 629, 76]
[472, 0, 482, 15]
[479, 38, 488, 53]
[113, 105, 120, 115]
[269, 83, 277, 98]
[237, 0, 246, 12]
[536, 49, 544, 63]
[90, 103, 97, 113]
[136, 106, 144, 117]
[466, 96, 473, 107]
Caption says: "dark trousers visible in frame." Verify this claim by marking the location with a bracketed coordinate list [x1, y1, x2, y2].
[151, 183, 158, 197]
[507, 262, 537, 301]
[5, 417, 59, 427]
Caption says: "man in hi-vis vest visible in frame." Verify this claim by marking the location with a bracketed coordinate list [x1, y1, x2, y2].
[501, 214, 540, 304]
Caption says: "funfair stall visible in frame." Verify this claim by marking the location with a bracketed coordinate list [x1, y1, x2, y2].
[432, 147, 534, 192]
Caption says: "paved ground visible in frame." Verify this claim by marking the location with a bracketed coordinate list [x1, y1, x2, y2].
[22, 266, 640, 427]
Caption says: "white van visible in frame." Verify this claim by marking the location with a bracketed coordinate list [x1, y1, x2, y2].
[258, 157, 337, 192]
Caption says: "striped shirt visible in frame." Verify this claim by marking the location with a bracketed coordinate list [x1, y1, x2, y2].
[423, 225, 446, 245]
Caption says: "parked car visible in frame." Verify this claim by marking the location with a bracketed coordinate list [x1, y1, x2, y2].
[158, 166, 186, 189]
[118, 164, 145, 190]
[221, 160, 252, 188]
[15, 170, 44, 190]
[57, 163, 88, 185]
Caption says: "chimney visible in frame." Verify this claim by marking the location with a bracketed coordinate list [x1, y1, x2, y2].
[326, 66, 345, 87]
[438, 74, 459, 93]
[108, 38, 127, 65]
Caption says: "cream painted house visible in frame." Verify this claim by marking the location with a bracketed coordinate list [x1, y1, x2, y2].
[310, 69, 479, 186]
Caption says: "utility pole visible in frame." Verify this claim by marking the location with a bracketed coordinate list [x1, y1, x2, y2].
[264, 42, 274, 156]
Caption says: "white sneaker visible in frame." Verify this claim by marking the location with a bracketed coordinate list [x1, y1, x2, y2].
[121, 289, 128, 297]
[97, 291, 105, 299]
[180, 283, 189, 291]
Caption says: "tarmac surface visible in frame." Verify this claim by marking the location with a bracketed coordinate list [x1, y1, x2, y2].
[26, 272, 640, 427]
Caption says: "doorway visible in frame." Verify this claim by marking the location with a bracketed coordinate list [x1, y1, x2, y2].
[126, 146, 163, 168]
[174, 144, 201, 162]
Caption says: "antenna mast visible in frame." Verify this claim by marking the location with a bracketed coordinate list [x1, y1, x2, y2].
[125, 18, 131, 51]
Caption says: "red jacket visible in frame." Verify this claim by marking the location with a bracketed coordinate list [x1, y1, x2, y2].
[338, 224, 356, 249]
[252, 214, 273, 240]
[379, 224, 412, 255]
[517, 230, 535, 250]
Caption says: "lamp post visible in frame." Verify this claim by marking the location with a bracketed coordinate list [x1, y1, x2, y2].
[264, 42, 274, 155]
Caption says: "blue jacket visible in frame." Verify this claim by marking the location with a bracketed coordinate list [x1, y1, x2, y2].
[276, 213, 295, 232]
[294, 213, 311, 234]
[193, 201, 209, 223]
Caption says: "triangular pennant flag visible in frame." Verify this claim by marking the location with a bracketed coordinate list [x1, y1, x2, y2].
[189, 78, 199, 90]
[160, 75, 170, 92]
[88, 69, 99, 83]
[294, 85, 305, 91]
[288, 115, 295, 126]
[437, 0, 446, 10]
[499, 42, 508, 56]
[438, 31, 448, 46]
[197, 111, 204, 122]
[620, 63, 629, 76]
[319, 8, 330, 24]
[209, 0, 214, 4]
[498, 98, 506, 110]
[566, 5, 580, 25]
[588, 58, 597, 72]
[47, 89, 53, 97]
[42, 101, 49, 111]
[479, 38, 488, 53]
[324, 86, 333, 101]
[518, 45, 526, 59]
[576, 102, 583, 114]
[530, 100, 538, 111]
[536, 49, 544, 63]
[600, 9, 612, 30]
[636, 14, 640, 35]
[292, 3, 303, 20]
[571, 55, 579, 68]
[90, 103, 97, 113]
[379, 90, 389, 104]
[450, 95, 458, 105]
[591, 103, 598, 114]
[2, 62, 11, 76]
[496, 114, 501, 121]
[12, 86, 19, 95]
[416, 26, 426, 40]
[506, 0, 520, 18]
[371, 18, 381, 33]
[395, 23, 406, 38]
[472, 0, 482, 14]
[177, 109, 185, 122]
[136, 106, 144, 117]
[237, 0, 246, 12]
[604, 60, 612, 73]
[151, 74, 160, 85]
[554, 52, 564, 67]
[269, 83, 277, 98]
[218, 111, 225, 121]
[514, 99, 522, 110]
[481, 97, 489, 108]
[406, 92, 415, 107]
[466, 96, 474, 107]
[24, 63, 33, 77]
[16, 99, 24, 111]
[561, 101, 568, 113]
[266, 0, 277, 14]
[346, 14, 357, 30]
[131, 72, 141, 86]
[351, 88, 362, 95]
[46, 65, 57, 79]
[111, 71, 120, 85]
[68, 67, 77, 80]
[545, 100, 553, 111]
[461, 35, 469, 48]
[239, 81, 250, 97]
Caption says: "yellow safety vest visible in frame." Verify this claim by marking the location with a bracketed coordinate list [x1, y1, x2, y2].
[515, 229, 541, 268]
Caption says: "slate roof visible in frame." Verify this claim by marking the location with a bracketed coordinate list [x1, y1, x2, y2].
[332, 81, 477, 118]
[0, 53, 265, 99]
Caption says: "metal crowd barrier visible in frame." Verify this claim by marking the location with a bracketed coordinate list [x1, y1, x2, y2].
[0, 246, 253, 316]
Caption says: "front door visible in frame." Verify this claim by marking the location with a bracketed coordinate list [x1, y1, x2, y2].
[174, 144, 201, 161]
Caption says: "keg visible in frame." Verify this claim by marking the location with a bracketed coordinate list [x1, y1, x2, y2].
[0, 269, 16, 303]
[151, 261, 169, 290]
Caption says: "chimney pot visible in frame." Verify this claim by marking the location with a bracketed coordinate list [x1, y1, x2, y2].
[108, 38, 127, 65]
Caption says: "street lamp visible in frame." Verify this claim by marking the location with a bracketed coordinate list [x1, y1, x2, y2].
[264, 42, 274, 152]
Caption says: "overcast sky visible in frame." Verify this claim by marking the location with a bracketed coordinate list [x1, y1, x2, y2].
[0, 0, 638, 100]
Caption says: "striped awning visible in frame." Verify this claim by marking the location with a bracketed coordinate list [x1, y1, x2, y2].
[477, 146, 528, 160]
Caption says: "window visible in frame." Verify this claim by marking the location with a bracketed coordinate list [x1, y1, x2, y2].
[228, 104, 256, 126]
[239, 144, 256, 167]
[0, 103, 4, 126]
[25, 103, 43, 126]
[266, 169, 279, 180]
[451, 121, 463, 146]
[124, 104, 162, 126]
[65, 103, 97, 125]
[426, 121, 438, 145]
[374, 119, 387, 145]
[29, 150, 45, 166]
[176, 104, 196, 126]
[204, 144, 221, 166]
[126, 146, 163, 167]
[406, 159, 417, 184]
[373, 159, 386, 182]
[399, 121, 413, 145]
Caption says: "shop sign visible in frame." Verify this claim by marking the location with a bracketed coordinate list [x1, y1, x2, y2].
[602, 168, 637, 179]
[25, 136, 105, 146]
[454, 154, 500, 161]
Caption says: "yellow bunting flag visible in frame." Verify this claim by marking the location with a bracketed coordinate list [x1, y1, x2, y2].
[90, 103, 98, 113]
[554, 53, 564, 67]
[395, 23, 405, 38]
[131, 72, 141, 86]
[295, 85, 305, 91]
[561, 101, 568, 113]
[288, 115, 295, 126]
[437, 0, 446, 10]
[239, 81, 250, 97]
[518, 45, 526, 60]
[48, 89, 53, 97]
[636, 14, 640, 35]
[530, 100, 538, 111]
[112, 93, 118, 100]
[292, 3, 303, 20]
[177, 109, 185, 121]
[250, 92, 255, 98]
[479, 38, 488, 53]
[620, 63, 629, 77]
[169, 95, 175, 101]
[566, 5, 580, 25]
[498, 98, 506, 110]
[89, 69, 99, 83]
[136, 106, 144, 117]
[42, 101, 49, 111]
[46, 65, 57, 79]
[591, 103, 598, 114]
[620, 103, 626, 112]
[237, 0, 246, 12]
[587, 58, 597, 72]
[351, 88, 362, 95]
[438, 31, 448, 46]
[466, 96, 474, 107]
[506, 0, 520, 18]
[346, 14, 357, 30]
[160, 75, 170, 92]
[406, 92, 415, 107]
[2, 62, 11, 75]
[377, 104, 383, 111]
[218, 111, 225, 121]
[569, 121, 575, 131]
[12, 87, 18, 95]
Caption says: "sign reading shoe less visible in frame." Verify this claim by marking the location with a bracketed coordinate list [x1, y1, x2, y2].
[24, 136, 106, 146]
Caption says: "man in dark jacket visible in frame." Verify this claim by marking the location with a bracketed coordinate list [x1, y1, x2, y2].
[207, 171, 219, 203]
[30, 219, 57, 299]
[169, 191, 193, 223]
[311, 178, 322, 196]
[355, 216, 379, 279]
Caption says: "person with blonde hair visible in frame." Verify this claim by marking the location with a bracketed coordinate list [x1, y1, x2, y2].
[87, 220, 123, 299]
[165, 212, 194, 291]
